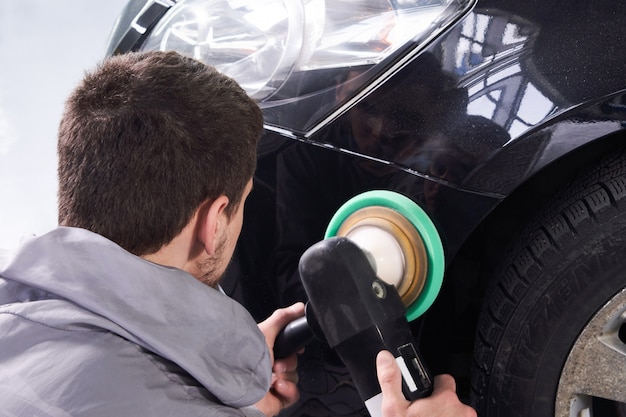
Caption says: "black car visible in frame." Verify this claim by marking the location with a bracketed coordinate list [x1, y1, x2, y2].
[106, 1, 626, 416]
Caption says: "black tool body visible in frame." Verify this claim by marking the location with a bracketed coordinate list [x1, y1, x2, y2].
[295, 237, 433, 413]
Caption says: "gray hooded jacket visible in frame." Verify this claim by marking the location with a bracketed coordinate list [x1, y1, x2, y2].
[0, 227, 270, 416]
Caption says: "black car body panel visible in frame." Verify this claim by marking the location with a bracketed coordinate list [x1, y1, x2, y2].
[229, 0, 626, 306]
[107, 0, 626, 415]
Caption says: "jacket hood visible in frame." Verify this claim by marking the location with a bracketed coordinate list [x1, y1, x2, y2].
[0, 227, 271, 408]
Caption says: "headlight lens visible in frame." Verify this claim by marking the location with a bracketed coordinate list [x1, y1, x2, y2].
[141, 0, 473, 134]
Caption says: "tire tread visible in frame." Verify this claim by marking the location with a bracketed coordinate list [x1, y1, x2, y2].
[470, 147, 626, 414]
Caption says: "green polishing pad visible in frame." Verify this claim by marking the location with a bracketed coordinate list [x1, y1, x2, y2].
[325, 190, 444, 321]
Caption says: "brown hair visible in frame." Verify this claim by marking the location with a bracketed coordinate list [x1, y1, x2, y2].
[57, 51, 262, 255]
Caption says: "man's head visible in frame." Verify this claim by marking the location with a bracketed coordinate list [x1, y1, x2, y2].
[57, 51, 263, 258]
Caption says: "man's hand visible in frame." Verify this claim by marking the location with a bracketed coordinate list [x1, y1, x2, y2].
[376, 350, 477, 417]
[255, 302, 305, 417]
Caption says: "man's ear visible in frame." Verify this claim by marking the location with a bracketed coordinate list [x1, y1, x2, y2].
[197, 195, 229, 255]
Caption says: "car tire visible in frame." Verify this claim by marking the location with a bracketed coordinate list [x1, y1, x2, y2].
[471, 147, 626, 416]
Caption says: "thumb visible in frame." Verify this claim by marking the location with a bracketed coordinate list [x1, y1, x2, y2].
[258, 302, 305, 346]
[376, 350, 409, 415]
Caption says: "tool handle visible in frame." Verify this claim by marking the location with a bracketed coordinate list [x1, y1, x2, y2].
[273, 315, 314, 359]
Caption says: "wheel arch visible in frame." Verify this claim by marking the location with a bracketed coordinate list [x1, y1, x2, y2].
[450, 89, 626, 278]
[423, 96, 626, 382]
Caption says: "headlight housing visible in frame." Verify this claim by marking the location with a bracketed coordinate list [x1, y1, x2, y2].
[139, 0, 474, 135]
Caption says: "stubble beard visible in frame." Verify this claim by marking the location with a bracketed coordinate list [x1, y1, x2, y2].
[196, 232, 228, 289]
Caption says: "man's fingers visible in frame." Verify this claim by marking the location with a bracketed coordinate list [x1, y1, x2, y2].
[376, 351, 478, 417]
[274, 353, 298, 373]
[258, 302, 305, 346]
[376, 350, 409, 414]
[272, 379, 300, 409]
[432, 374, 457, 394]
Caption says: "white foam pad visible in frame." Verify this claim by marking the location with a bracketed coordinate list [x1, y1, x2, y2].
[345, 225, 405, 288]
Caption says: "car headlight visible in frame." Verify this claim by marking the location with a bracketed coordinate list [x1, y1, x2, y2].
[139, 0, 474, 134]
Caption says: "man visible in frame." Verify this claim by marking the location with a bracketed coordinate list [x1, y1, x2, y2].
[0, 51, 475, 417]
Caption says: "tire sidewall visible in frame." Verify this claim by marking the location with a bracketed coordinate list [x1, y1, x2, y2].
[476, 170, 626, 416]
[487, 240, 626, 416]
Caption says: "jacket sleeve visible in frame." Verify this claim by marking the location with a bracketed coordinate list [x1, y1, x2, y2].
[240, 405, 265, 417]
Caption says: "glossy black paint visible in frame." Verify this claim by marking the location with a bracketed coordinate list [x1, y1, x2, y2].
[106, 0, 626, 410]
[228, 1, 626, 318]
[220, 10, 626, 412]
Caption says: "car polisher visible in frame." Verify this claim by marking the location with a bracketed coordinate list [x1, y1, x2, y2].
[273, 190, 445, 417]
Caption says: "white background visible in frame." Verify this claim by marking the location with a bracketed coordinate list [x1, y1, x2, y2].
[0, 1, 129, 248]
